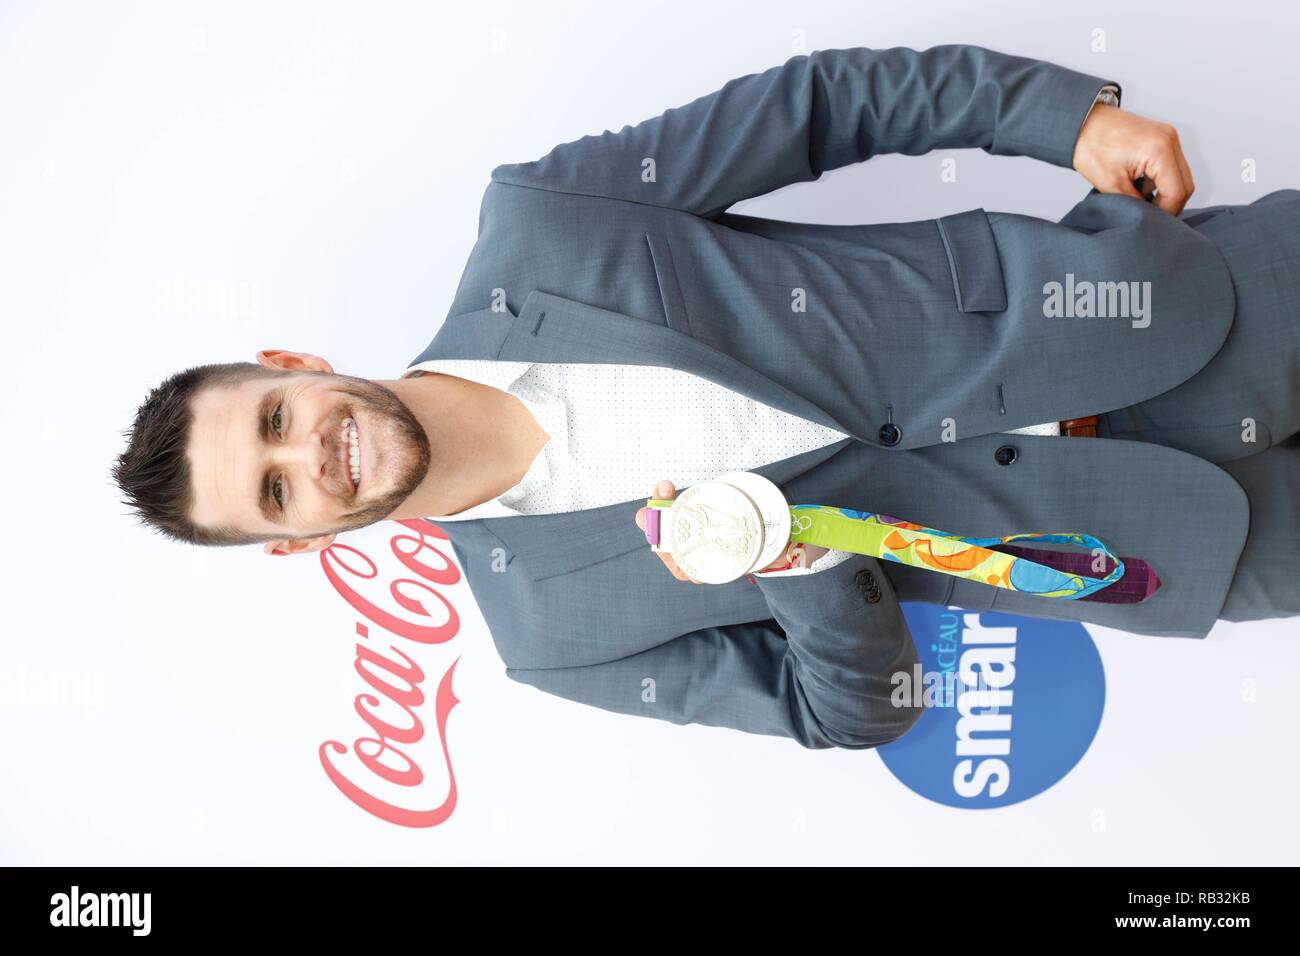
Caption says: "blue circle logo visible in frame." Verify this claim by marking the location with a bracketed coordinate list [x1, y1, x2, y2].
[877, 603, 1105, 809]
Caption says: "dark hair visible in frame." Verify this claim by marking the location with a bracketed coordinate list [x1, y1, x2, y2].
[112, 361, 296, 547]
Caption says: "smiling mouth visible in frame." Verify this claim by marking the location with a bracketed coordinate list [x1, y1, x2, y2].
[341, 417, 361, 495]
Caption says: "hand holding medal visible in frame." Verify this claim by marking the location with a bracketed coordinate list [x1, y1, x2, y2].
[633, 478, 823, 583]
[635, 471, 1157, 602]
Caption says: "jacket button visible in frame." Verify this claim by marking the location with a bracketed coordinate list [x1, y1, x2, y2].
[994, 444, 1018, 466]
[854, 569, 875, 588]
[879, 423, 902, 446]
[865, 587, 882, 604]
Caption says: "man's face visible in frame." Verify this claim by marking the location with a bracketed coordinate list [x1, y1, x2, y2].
[187, 370, 431, 542]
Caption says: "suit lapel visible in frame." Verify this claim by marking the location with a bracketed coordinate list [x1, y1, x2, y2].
[410, 290, 854, 581]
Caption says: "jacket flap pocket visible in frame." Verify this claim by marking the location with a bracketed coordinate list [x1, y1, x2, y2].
[935, 208, 1007, 313]
[644, 230, 693, 334]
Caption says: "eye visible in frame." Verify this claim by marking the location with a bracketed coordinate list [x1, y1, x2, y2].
[270, 401, 287, 509]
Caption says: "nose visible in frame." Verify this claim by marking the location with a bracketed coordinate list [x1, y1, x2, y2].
[279, 425, 334, 485]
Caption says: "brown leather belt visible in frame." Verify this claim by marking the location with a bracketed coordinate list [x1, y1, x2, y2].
[1059, 415, 1099, 438]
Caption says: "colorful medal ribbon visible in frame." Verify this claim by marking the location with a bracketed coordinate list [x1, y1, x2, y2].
[644, 498, 1134, 599]
[783, 505, 1122, 599]
[645, 469, 1160, 600]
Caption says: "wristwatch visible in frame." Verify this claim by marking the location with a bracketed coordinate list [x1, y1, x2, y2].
[1094, 86, 1120, 108]
[1080, 85, 1122, 139]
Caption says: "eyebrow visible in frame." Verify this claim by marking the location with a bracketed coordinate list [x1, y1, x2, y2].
[256, 389, 285, 525]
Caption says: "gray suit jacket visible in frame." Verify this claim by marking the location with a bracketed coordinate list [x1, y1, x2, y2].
[409, 45, 1247, 749]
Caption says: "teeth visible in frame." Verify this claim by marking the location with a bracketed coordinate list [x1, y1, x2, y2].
[342, 419, 360, 490]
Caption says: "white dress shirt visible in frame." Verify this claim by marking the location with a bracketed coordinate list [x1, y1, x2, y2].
[404, 359, 856, 576]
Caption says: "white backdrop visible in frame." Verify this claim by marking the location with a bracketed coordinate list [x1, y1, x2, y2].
[2, 0, 1296, 864]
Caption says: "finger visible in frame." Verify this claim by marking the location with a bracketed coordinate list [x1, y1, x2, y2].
[635, 507, 646, 529]
[1152, 171, 1189, 214]
[662, 554, 690, 582]
[1160, 125, 1195, 200]
[650, 480, 695, 581]
[1109, 174, 1145, 200]
[1147, 149, 1190, 215]
[1173, 140, 1196, 201]
[659, 551, 700, 584]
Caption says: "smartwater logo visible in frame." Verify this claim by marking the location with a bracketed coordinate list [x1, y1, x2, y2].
[49, 886, 151, 936]
[878, 604, 1105, 808]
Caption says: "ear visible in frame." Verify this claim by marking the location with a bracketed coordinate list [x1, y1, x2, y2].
[256, 349, 334, 375]
[263, 532, 337, 557]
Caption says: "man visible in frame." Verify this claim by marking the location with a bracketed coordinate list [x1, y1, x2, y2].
[113, 45, 1300, 751]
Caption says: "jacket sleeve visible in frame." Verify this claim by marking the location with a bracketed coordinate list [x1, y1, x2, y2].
[503, 551, 923, 750]
[490, 44, 1119, 219]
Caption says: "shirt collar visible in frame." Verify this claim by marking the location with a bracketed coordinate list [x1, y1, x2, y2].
[399, 359, 566, 519]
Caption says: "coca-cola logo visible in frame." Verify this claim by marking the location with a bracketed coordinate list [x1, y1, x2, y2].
[316, 518, 464, 828]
